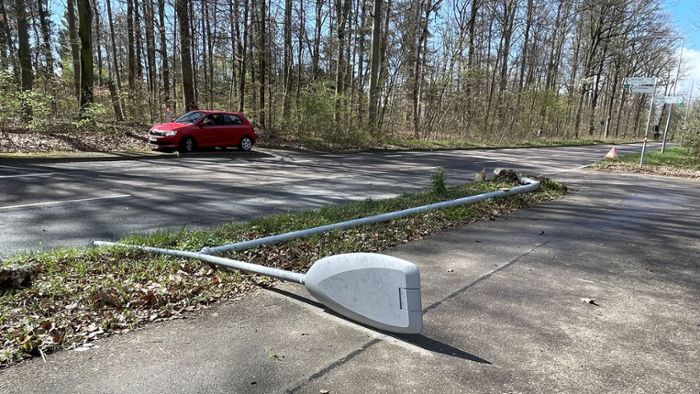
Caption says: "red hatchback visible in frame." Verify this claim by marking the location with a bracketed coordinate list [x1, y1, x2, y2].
[148, 110, 257, 152]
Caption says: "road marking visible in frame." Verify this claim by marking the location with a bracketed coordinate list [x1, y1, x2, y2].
[0, 194, 131, 210]
[0, 172, 55, 179]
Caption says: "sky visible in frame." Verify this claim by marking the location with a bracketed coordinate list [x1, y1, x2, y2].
[663, 0, 700, 97]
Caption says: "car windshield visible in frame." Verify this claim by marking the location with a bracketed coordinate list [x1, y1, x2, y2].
[175, 111, 204, 124]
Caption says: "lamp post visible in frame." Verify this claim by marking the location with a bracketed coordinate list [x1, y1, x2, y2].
[661, 38, 685, 153]
[680, 80, 694, 147]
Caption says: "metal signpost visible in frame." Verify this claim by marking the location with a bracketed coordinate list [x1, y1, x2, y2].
[656, 96, 685, 105]
[623, 77, 656, 86]
[624, 77, 657, 167]
[630, 84, 657, 94]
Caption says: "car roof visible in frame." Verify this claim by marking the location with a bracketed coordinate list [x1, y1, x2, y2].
[198, 110, 245, 116]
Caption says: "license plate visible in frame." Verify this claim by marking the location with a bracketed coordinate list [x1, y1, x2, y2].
[149, 136, 158, 142]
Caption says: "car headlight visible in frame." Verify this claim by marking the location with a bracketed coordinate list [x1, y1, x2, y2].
[164, 130, 178, 136]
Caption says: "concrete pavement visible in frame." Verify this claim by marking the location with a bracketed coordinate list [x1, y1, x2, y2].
[0, 143, 656, 257]
[1, 166, 697, 393]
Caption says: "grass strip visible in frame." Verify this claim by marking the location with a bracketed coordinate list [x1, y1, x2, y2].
[594, 147, 700, 178]
[260, 132, 640, 152]
[381, 137, 639, 150]
[0, 176, 566, 367]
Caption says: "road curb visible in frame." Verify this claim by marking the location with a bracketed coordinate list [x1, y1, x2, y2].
[0, 150, 275, 165]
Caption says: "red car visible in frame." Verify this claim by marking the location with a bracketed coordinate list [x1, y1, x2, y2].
[148, 110, 256, 152]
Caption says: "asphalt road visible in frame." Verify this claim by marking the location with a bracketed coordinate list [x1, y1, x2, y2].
[2, 159, 697, 393]
[0, 143, 654, 258]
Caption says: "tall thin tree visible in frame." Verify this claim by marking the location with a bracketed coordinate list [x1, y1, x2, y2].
[176, 0, 196, 110]
[77, 0, 93, 116]
[66, 0, 80, 99]
[367, 0, 382, 126]
[15, 0, 33, 120]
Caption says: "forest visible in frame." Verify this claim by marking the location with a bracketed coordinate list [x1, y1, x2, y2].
[0, 0, 694, 147]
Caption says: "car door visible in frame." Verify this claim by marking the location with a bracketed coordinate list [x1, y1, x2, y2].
[198, 114, 230, 147]
[210, 114, 233, 147]
[196, 115, 217, 147]
[223, 114, 245, 146]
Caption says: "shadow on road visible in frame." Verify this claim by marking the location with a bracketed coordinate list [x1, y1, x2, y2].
[176, 148, 275, 160]
[266, 286, 492, 364]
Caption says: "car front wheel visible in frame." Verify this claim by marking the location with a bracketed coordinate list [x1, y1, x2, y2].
[240, 136, 253, 151]
[180, 137, 196, 153]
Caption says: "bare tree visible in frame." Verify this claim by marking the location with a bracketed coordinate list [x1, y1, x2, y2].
[367, 0, 382, 126]
[77, 0, 94, 115]
[66, 0, 80, 99]
[176, 0, 196, 110]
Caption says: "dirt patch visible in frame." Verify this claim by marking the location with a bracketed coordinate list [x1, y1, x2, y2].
[0, 125, 150, 153]
[595, 162, 700, 179]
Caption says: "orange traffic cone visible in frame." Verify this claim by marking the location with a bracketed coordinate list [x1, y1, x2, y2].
[604, 147, 618, 160]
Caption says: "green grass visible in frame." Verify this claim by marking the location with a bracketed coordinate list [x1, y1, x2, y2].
[259, 128, 640, 152]
[593, 147, 700, 178]
[0, 176, 567, 367]
[610, 147, 700, 169]
[381, 137, 639, 150]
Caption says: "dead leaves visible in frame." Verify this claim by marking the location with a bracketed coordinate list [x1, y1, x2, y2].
[91, 288, 123, 308]
[595, 162, 700, 179]
[0, 126, 150, 154]
[0, 261, 252, 367]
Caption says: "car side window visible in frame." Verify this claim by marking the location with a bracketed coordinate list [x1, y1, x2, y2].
[208, 114, 223, 125]
[224, 114, 243, 125]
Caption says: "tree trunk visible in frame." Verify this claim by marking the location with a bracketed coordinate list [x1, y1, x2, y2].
[106, 0, 124, 121]
[144, 0, 157, 109]
[66, 0, 81, 99]
[15, 0, 32, 119]
[93, 1, 103, 86]
[499, 0, 515, 93]
[239, 0, 249, 111]
[134, 0, 144, 81]
[157, 0, 170, 112]
[367, 0, 382, 126]
[176, 0, 196, 110]
[296, 0, 305, 107]
[334, 0, 351, 123]
[283, 0, 292, 118]
[203, 0, 212, 108]
[228, 0, 238, 109]
[207, 0, 216, 110]
[312, 0, 323, 78]
[517, 0, 532, 92]
[258, 0, 267, 127]
[356, 0, 366, 117]
[188, 0, 197, 100]
[77, 0, 94, 116]
[126, 0, 135, 90]
[0, 0, 13, 70]
[376, 0, 391, 129]
[36, 0, 53, 77]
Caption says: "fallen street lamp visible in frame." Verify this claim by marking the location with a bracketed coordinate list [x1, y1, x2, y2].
[93, 242, 423, 334]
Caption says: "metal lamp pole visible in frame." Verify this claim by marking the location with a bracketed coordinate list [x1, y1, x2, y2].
[639, 78, 658, 168]
[680, 80, 694, 146]
[661, 38, 685, 153]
